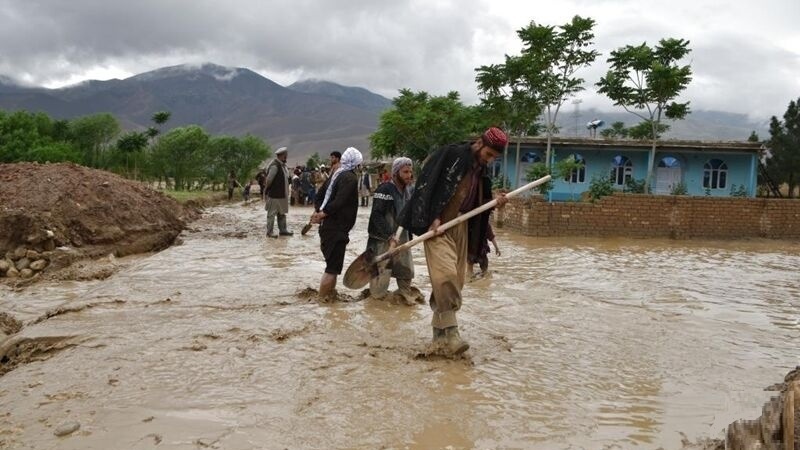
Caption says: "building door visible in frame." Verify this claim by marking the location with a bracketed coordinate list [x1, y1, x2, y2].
[655, 167, 681, 194]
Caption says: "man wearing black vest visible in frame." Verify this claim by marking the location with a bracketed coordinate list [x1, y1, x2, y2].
[264, 147, 293, 238]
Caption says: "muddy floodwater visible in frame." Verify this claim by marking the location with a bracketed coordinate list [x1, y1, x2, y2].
[1, 202, 799, 449]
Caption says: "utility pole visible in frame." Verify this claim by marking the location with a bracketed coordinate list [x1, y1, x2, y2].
[571, 99, 582, 137]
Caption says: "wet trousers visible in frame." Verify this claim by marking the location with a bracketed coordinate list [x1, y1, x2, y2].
[423, 221, 467, 329]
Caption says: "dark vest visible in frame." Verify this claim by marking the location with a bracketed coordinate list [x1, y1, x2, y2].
[267, 160, 287, 198]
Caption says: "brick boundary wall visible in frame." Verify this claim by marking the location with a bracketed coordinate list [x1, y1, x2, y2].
[493, 193, 800, 239]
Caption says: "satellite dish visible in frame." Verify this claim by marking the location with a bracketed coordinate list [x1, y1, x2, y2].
[586, 119, 605, 129]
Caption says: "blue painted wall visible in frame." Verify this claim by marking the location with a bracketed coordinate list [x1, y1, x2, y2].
[496, 143, 758, 200]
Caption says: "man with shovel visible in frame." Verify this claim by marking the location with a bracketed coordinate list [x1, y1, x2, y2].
[398, 127, 509, 355]
[365, 157, 424, 305]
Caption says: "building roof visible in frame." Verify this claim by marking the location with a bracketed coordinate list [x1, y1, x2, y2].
[509, 136, 762, 154]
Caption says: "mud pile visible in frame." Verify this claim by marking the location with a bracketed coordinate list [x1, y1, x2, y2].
[0, 162, 197, 281]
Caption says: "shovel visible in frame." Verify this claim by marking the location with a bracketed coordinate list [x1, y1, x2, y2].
[342, 174, 552, 289]
[301, 220, 313, 236]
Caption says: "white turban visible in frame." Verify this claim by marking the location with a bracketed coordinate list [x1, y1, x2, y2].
[392, 157, 412, 176]
[320, 147, 363, 211]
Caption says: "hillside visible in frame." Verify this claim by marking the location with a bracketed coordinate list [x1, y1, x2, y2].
[0, 63, 772, 163]
[0, 64, 391, 163]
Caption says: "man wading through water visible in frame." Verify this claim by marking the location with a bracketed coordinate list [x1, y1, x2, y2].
[365, 157, 424, 305]
[311, 147, 362, 299]
[398, 127, 508, 355]
[264, 147, 293, 238]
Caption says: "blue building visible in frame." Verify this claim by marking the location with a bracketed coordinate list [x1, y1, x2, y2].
[494, 137, 762, 201]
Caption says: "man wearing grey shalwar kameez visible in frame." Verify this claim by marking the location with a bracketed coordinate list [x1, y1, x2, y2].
[264, 147, 293, 238]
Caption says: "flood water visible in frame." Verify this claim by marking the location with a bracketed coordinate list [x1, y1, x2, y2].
[1, 202, 799, 449]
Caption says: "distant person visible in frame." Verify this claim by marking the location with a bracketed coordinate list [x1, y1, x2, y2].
[365, 157, 422, 304]
[380, 168, 391, 183]
[359, 166, 372, 207]
[328, 150, 341, 175]
[243, 179, 253, 202]
[256, 168, 268, 200]
[311, 147, 362, 299]
[264, 147, 293, 238]
[227, 170, 242, 201]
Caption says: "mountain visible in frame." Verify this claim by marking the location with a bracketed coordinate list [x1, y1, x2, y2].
[0, 63, 771, 163]
[0, 63, 392, 163]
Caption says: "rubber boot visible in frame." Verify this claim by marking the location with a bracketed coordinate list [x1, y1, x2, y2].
[443, 326, 469, 355]
[432, 327, 446, 348]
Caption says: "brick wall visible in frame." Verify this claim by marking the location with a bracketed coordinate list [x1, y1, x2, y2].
[493, 193, 800, 239]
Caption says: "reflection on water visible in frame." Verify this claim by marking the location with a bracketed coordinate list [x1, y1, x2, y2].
[1, 203, 798, 449]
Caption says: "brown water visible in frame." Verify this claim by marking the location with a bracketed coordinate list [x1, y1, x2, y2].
[1, 203, 799, 449]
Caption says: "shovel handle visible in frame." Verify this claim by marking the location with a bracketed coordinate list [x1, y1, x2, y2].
[373, 174, 551, 263]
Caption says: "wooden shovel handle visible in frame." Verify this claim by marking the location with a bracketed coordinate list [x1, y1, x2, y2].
[373, 174, 551, 263]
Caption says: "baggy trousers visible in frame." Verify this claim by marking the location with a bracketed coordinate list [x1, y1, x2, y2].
[423, 220, 468, 329]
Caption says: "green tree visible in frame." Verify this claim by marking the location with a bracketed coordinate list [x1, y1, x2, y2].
[369, 89, 480, 162]
[206, 134, 270, 188]
[477, 16, 598, 188]
[765, 98, 800, 198]
[627, 120, 670, 140]
[69, 113, 121, 168]
[150, 125, 209, 190]
[747, 130, 760, 142]
[599, 121, 629, 139]
[115, 131, 150, 177]
[524, 162, 554, 196]
[306, 152, 322, 170]
[596, 38, 692, 192]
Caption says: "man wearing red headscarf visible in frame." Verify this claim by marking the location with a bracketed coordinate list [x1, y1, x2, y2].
[398, 127, 508, 355]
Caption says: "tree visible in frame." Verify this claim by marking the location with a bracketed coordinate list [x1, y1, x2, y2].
[369, 89, 480, 162]
[765, 98, 800, 198]
[150, 125, 209, 190]
[596, 38, 692, 192]
[306, 152, 322, 170]
[206, 134, 270, 188]
[748, 130, 760, 142]
[476, 17, 597, 188]
[600, 121, 629, 139]
[69, 113, 121, 168]
[627, 120, 670, 140]
[115, 131, 149, 177]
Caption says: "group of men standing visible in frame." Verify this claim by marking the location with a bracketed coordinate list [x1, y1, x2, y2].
[258, 127, 509, 356]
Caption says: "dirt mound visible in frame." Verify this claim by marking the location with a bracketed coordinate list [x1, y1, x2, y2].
[0, 162, 197, 279]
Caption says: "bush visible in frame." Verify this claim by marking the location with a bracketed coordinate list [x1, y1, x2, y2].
[491, 175, 509, 190]
[623, 178, 646, 193]
[670, 182, 688, 195]
[730, 184, 748, 197]
[587, 173, 614, 202]
[525, 163, 554, 196]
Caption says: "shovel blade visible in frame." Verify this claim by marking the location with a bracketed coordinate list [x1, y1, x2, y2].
[343, 248, 377, 289]
[300, 222, 313, 236]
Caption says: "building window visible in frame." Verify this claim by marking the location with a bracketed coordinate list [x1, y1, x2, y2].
[658, 156, 681, 168]
[703, 159, 728, 189]
[563, 153, 586, 183]
[521, 151, 541, 163]
[610, 155, 633, 186]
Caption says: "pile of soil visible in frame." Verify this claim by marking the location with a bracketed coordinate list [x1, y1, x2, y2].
[0, 162, 198, 280]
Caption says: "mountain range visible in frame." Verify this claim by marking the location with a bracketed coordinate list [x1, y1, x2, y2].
[0, 63, 768, 163]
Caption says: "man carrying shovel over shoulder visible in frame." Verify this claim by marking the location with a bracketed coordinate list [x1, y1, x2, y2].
[398, 127, 509, 355]
[365, 157, 424, 305]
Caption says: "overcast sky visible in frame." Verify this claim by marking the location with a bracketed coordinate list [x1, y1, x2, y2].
[1, 0, 798, 122]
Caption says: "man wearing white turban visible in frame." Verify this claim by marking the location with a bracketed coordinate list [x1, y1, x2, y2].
[364, 157, 423, 304]
[311, 147, 363, 298]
